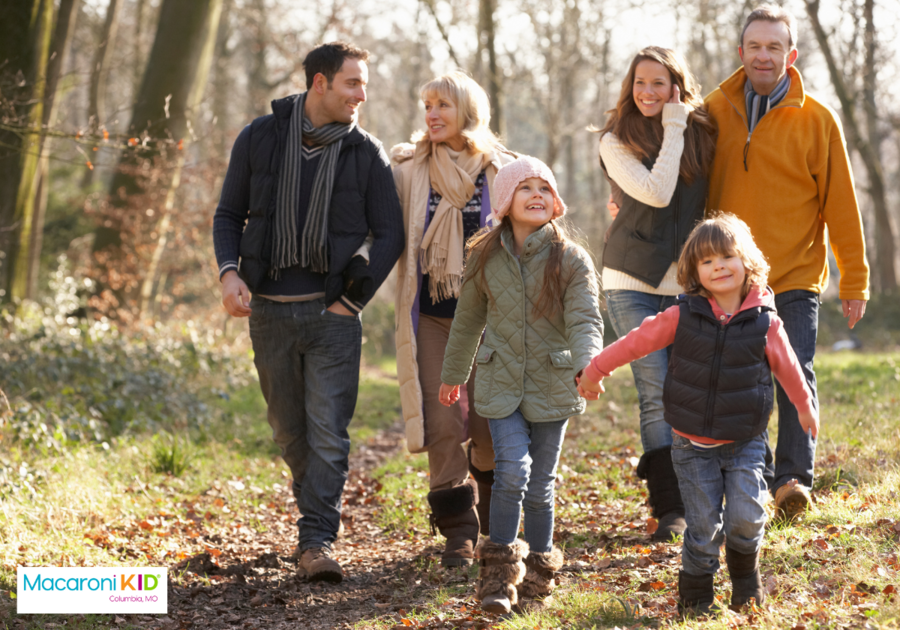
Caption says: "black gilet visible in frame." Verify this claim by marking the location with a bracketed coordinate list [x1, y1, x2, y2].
[601, 152, 706, 288]
[663, 294, 775, 441]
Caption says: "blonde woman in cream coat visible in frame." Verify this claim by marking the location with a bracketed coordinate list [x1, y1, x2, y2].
[392, 72, 515, 567]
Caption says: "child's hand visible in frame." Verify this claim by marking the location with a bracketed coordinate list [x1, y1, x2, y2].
[798, 409, 819, 438]
[578, 375, 605, 398]
[439, 383, 460, 407]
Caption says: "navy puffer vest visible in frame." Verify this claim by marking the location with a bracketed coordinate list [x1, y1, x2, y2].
[663, 294, 775, 440]
[238, 96, 376, 296]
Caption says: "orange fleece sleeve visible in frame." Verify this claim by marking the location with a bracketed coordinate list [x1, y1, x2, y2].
[818, 122, 870, 301]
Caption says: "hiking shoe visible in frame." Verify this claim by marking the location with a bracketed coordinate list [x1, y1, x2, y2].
[774, 479, 811, 521]
[297, 548, 343, 583]
[289, 520, 345, 561]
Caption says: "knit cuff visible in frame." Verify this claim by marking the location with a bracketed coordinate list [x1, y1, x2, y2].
[338, 294, 363, 315]
[218, 261, 239, 281]
[661, 103, 689, 128]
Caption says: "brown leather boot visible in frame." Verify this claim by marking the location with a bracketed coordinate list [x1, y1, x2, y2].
[475, 539, 529, 614]
[515, 546, 565, 611]
[468, 445, 494, 537]
[427, 478, 480, 567]
[297, 547, 343, 583]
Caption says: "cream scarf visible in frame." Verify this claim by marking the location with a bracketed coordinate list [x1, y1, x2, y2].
[419, 142, 488, 302]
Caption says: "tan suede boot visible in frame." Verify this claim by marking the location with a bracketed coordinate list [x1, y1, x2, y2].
[475, 539, 529, 614]
[297, 547, 343, 583]
[515, 546, 565, 611]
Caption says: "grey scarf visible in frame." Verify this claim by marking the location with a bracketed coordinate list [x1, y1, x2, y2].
[272, 91, 354, 276]
[744, 73, 790, 133]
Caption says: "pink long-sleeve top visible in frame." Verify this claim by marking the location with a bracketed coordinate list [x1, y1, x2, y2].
[584, 286, 815, 445]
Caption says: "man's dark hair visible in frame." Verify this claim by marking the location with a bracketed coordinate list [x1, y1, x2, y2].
[303, 41, 370, 88]
[741, 4, 797, 49]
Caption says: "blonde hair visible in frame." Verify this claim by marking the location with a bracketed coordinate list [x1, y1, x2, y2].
[677, 213, 769, 298]
[417, 71, 501, 155]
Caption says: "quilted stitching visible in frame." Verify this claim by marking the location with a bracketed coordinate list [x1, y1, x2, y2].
[441, 224, 604, 422]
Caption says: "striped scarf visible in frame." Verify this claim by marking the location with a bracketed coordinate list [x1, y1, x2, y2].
[744, 73, 790, 133]
[272, 91, 354, 276]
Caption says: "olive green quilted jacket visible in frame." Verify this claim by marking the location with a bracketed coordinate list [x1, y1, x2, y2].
[441, 224, 604, 422]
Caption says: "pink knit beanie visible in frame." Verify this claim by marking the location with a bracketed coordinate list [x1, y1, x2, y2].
[487, 155, 567, 227]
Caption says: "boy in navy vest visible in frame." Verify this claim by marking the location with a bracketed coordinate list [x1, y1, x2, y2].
[579, 214, 818, 615]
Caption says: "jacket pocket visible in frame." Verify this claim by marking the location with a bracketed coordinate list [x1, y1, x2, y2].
[548, 348, 576, 407]
[474, 346, 496, 405]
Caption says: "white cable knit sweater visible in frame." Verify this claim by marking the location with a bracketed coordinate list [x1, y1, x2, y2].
[600, 102, 689, 295]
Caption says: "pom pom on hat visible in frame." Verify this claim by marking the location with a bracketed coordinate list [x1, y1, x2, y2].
[487, 155, 567, 227]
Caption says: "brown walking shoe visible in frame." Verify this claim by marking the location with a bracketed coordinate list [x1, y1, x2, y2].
[774, 479, 812, 521]
[297, 547, 343, 583]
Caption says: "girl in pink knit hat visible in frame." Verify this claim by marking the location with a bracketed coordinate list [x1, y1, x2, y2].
[437, 155, 604, 614]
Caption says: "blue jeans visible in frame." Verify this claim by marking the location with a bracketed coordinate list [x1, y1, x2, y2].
[488, 410, 568, 553]
[248, 296, 362, 552]
[764, 290, 819, 493]
[671, 434, 767, 576]
[605, 290, 678, 452]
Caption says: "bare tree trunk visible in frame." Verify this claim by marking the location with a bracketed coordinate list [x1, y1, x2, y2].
[87, 0, 121, 133]
[95, 0, 223, 253]
[805, 0, 895, 292]
[133, 0, 146, 95]
[0, 0, 54, 302]
[479, 0, 502, 135]
[861, 0, 896, 291]
[81, 0, 120, 189]
[27, 0, 81, 299]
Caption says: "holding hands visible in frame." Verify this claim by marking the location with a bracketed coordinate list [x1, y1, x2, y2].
[439, 383, 461, 407]
[577, 374, 605, 400]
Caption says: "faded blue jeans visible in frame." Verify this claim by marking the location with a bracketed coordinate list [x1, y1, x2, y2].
[605, 290, 679, 452]
[488, 410, 568, 553]
[765, 290, 819, 494]
[248, 296, 362, 552]
[671, 433, 768, 576]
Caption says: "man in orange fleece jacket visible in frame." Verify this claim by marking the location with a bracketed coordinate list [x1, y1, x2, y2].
[705, 5, 869, 519]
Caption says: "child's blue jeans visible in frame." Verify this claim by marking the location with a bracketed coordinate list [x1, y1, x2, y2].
[671, 433, 767, 576]
[488, 409, 568, 553]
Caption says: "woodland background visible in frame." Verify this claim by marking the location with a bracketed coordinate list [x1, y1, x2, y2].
[1, 1, 900, 628]
[0, 0, 899, 329]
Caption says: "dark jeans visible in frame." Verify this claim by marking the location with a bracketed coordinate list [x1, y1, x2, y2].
[605, 290, 679, 452]
[765, 290, 819, 493]
[248, 296, 362, 551]
[672, 433, 767, 576]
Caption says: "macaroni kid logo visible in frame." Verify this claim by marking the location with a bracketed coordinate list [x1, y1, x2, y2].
[17, 567, 168, 614]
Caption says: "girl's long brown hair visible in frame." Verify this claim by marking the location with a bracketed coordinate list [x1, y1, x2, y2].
[596, 46, 717, 184]
[463, 217, 595, 318]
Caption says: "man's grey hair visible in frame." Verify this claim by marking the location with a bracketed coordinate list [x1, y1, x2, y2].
[741, 4, 798, 50]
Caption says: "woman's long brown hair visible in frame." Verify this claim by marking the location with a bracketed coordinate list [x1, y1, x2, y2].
[595, 46, 717, 184]
[463, 217, 594, 319]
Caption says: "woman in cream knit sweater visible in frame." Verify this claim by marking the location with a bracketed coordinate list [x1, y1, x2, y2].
[391, 72, 515, 567]
[596, 46, 716, 542]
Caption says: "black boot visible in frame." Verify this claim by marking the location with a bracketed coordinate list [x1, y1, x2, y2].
[678, 570, 715, 617]
[726, 546, 765, 610]
[427, 479, 480, 567]
[637, 447, 686, 542]
[468, 444, 493, 536]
